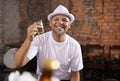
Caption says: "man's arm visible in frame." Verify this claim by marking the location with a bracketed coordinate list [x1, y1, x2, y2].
[14, 23, 36, 68]
[13, 38, 31, 68]
[71, 71, 80, 81]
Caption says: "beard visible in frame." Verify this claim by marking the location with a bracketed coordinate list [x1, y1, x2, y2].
[54, 24, 66, 35]
[56, 28, 64, 35]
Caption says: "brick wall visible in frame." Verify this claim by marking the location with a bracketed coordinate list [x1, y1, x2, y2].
[17, 0, 120, 61]
[0, 0, 20, 45]
[0, 0, 3, 64]
[0, 0, 120, 64]
[18, 0, 120, 46]
[0, 0, 20, 64]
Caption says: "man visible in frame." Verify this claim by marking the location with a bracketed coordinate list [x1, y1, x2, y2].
[14, 5, 83, 81]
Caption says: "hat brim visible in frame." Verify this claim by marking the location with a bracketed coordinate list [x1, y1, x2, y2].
[47, 12, 75, 23]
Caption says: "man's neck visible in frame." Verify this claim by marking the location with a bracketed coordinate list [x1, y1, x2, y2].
[52, 32, 66, 42]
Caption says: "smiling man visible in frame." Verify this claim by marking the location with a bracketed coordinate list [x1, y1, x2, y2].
[14, 5, 84, 81]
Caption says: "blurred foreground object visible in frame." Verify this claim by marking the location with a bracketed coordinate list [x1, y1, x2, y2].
[8, 71, 37, 81]
[3, 48, 18, 68]
[39, 59, 60, 81]
[43, 59, 60, 70]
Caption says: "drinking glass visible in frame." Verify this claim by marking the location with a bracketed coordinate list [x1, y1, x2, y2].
[35, 20, 44, 34]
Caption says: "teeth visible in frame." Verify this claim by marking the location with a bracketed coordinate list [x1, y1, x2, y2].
[58, 27, 61, 28]
[57, 27, 63, 29]
[55, 24, 64, 28]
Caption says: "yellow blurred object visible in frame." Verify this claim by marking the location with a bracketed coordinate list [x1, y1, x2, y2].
[43, 59, 60, 70]
[39, 59, 60, 81]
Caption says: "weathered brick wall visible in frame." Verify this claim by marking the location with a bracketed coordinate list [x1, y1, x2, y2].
[17, 0, 120, 61]
[0, 0, 20, 64]
[0, 0, 20, 45]
[0, 0, 120, 64]
[70, 0, 120, 46]
[18, 0, 120, 46]
[0, 0, 3, 64]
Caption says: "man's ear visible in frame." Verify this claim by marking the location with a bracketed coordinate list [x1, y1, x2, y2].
[68, 23, 72, 28]
[49, 21, 52, 27]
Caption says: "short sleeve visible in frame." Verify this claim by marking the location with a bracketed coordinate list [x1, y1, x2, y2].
[27, 36, 40, 60]
[70, 45, 84, 71]
[27, 45, 38, 60]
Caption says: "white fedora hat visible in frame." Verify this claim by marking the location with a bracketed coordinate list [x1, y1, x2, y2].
[47, 5, 75, 23]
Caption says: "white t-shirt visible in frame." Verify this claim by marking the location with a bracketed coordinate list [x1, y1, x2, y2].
[27, 31, 83, 80]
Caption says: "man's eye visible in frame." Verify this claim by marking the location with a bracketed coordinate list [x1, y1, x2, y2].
[53, 18, 58, 21]
[63, 19, 69, 22]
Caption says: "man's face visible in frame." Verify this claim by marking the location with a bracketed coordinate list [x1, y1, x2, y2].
[49, 14, 71, 35]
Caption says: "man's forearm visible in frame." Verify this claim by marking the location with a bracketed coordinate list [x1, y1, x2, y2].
[13, 38, 31, 68]
[71, 71, 80, 81]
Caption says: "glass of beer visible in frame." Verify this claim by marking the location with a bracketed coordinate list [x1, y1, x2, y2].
[35, 20, 44, 34]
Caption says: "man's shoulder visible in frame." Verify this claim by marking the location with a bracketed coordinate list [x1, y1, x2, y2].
[33, 31, 51, 42]
[67, 35, 79, 44]
[43, 31, 51, 35]
[36, 31, 51, 37]
[66, 35, 81, 48]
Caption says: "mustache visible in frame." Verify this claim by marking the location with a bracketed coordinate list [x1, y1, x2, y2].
[54, 24, 65, 28]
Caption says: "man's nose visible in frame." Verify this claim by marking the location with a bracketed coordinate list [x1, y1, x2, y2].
[57, 19, 63, 24]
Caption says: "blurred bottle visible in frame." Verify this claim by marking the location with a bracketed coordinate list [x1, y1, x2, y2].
[39, 59, 60, 81]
